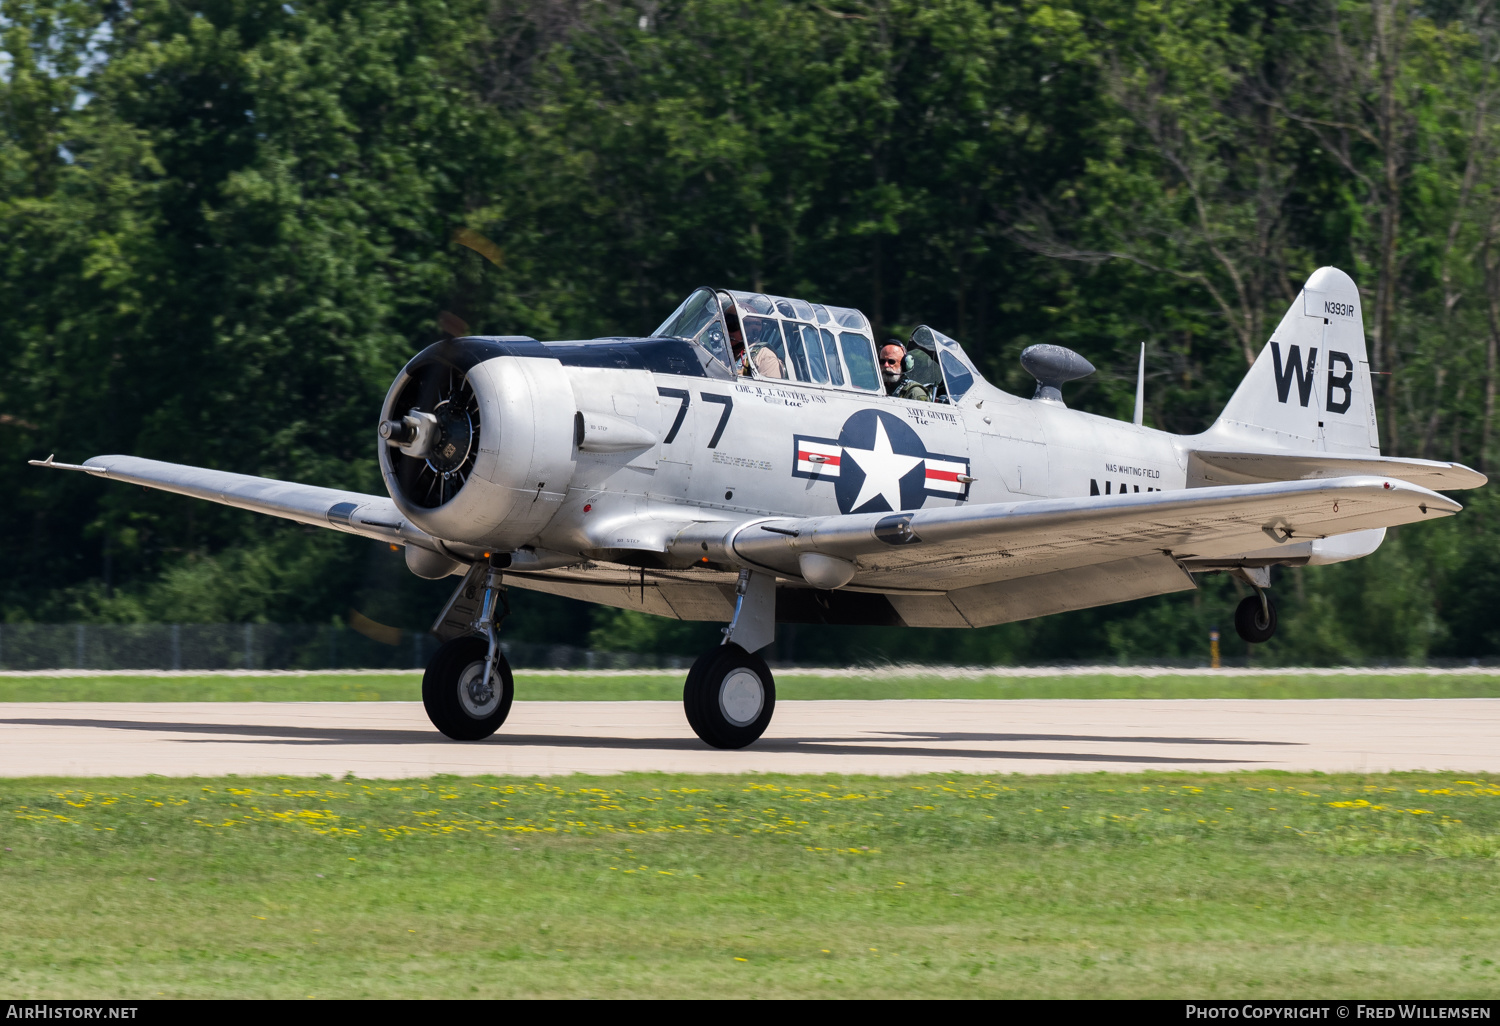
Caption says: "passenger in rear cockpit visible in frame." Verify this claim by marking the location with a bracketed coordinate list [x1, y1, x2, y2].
[880, 341, 930, 401]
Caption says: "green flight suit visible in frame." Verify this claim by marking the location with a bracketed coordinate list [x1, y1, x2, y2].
[889, 377, 931, 402]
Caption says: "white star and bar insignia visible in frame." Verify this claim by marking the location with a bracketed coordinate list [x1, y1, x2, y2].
[793, 415, 969, 512]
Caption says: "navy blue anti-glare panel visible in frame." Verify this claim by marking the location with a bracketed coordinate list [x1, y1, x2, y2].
[424, 336, 734, 379]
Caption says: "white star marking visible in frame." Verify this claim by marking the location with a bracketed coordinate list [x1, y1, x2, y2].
[843, 418, 924, 512]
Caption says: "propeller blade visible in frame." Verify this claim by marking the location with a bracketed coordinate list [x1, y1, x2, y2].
[348, 608, 403, 646]
[438, 310, 471, 337]
[453, 227, 504, 269]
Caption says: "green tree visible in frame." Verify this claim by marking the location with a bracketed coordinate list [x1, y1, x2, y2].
[3, 0, 1496, 666]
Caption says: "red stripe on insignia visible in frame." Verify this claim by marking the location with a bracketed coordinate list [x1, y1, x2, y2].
[925, 469, 959, 482]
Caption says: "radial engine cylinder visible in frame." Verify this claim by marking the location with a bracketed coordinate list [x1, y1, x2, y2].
[378, 339, 578, 552]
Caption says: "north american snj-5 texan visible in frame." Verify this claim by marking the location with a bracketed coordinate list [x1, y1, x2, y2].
[32, 266, 1487, 748]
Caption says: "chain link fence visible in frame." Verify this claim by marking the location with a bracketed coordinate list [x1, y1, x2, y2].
[1, 623, 1496, 671]
[0, 624, 690, 671]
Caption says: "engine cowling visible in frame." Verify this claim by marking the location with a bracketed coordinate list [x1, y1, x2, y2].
[378, 339, 578, 552]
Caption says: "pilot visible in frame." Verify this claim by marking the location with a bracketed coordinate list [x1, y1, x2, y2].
[880, 341, 930, 401]
[727, 306, 785, 379]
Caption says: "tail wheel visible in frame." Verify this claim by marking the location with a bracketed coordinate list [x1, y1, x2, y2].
[422, 635, 513, 740]
[683, 643, 776, 749]
[1234, 593, 1278, 644]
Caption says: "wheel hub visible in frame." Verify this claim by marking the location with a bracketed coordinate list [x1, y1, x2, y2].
[719, 668, 764, 727]
[457, 660, 500, 718]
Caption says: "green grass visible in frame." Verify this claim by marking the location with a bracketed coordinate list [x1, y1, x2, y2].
[0, 673, 429, 703]
[2, 771, 1498, 998]
[3, 670, 1500, 702]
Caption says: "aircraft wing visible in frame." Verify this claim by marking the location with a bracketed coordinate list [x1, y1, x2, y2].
[679, 476, 1457, 627]
[30, 454, 443, 551]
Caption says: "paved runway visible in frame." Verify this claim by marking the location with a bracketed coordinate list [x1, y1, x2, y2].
[1, 699, 1496, 778]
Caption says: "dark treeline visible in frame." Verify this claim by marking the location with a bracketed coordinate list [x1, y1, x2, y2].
[3, 0, 1499, 664]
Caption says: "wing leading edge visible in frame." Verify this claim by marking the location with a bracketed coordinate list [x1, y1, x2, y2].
[32, 454, 443, 552]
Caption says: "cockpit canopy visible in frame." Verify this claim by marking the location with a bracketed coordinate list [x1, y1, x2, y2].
[906, 324, 979, 403]
[652, 287, 984, 403]
[653, 287, 881, 392]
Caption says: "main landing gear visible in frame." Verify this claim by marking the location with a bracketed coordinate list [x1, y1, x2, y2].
[1231, 567, 1278, 644]
[423, 561, 514, 740]
[420, 561, 782, 749]
[684, 643, 776, 749]
[417, 561, 780, 753]
[683, 568, 778, 749]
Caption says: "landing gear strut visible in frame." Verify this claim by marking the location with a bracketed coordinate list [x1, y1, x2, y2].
[1231, 567, 1277, 644]
[684, 568, 778, 749]
[423, 561, 513, 740]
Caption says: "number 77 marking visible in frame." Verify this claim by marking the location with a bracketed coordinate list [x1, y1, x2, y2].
[656, 387, 690, 444]
[701, 393, 733, 448]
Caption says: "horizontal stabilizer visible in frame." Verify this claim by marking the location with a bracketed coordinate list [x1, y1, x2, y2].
[1189, 450, 1487, 491]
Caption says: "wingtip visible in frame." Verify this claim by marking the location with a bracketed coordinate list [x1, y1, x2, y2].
[1393, 479, 1464, 515]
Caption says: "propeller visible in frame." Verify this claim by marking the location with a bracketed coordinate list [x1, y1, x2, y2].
[387, 363, 481, 509]
[387, 226, 507, 510]
[435, 228, 503, 338]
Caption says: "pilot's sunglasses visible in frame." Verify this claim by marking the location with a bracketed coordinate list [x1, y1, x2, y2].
[881, 357, 902, 366]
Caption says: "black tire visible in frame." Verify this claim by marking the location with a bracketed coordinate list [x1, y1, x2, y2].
[1234, 593, 1278, 644]
[422, 635, 514, 741]
[683, 643, 776, 750]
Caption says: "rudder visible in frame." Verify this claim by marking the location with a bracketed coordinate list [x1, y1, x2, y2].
[1209, 267, 1379, 454]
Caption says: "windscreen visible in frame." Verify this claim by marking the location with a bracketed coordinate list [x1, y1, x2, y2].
[939, 350, 974, 400]
[653, 287, 732, 369]
[653, 288, 718, 339]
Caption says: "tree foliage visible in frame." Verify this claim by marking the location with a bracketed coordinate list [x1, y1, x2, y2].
[2, 0, 1496, 663]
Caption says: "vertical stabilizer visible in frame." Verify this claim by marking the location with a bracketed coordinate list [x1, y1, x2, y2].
[1208, 267, 1379, 454]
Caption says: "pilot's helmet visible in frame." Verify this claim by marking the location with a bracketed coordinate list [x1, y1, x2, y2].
[881, 338, 913, 373]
